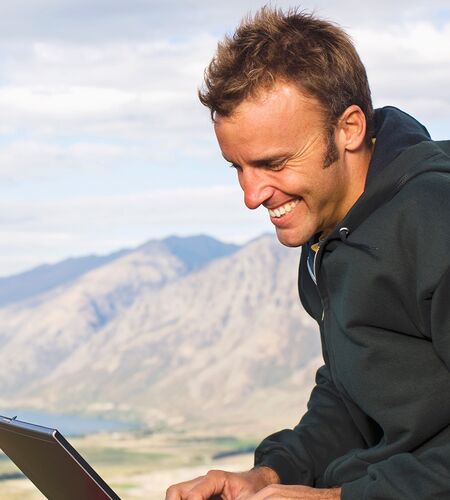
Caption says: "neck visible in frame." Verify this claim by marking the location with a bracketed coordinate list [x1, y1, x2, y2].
[333, 144, 372, 230]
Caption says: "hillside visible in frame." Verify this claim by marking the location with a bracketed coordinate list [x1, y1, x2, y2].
[0, 235, 321, 431]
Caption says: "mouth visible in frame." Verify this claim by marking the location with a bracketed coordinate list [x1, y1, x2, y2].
[268, 199, 300, 218]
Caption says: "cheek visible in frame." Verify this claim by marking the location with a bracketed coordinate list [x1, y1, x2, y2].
[298, 171, 334, 209]
[280, 168, 307, 192]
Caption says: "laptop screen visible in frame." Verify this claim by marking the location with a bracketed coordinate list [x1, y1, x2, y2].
[0, 415, 120, 500]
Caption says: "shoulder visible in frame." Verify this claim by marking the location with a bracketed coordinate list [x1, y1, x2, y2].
[405, 168, 449, 202]
[391, 171, 450, 265]
[390, 170, 450, 216]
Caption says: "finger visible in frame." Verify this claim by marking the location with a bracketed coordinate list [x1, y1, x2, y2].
[243, 484, 311, 500]
[165, 475, 206, 500]
[185, 470, 228, 499]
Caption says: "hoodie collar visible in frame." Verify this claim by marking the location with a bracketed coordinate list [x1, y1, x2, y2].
[320, 107, 438, 247]
[366, 106, 431, 187]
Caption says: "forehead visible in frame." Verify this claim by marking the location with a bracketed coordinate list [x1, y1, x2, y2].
[214, 82, 324, 156]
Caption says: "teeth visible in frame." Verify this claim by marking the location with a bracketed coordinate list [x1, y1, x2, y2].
[269, 200, 299, 218]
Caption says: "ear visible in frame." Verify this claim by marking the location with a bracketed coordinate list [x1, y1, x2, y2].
[336, 105, 367, 152]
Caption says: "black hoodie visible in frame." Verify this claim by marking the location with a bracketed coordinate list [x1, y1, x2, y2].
[254, 107, 450, 499]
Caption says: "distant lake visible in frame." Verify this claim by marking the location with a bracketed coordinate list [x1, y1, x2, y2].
[0, 409, 141, 437]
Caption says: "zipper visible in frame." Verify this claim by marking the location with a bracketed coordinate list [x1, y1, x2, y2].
[307, 237, 326, 286]
[313, 245, 320, 285]
[314, 238, 326, 322]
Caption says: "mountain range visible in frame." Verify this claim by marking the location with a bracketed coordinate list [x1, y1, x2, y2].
[0, 234, 321, 432]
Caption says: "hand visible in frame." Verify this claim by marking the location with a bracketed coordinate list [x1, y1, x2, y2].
[248, 485, 341, 499]
[165, 466, 280, 500]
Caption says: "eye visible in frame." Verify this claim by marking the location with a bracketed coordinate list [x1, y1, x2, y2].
[228, 162, 242, 172]
[264, 161, 285, 172]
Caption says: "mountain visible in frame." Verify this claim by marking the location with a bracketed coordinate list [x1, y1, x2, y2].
[0, 235, 239, 392]
[0, 234, 321, 431]
[0, 250, 130, 308]
[0, 235, 238, 309]
[155, 234, 239, 272]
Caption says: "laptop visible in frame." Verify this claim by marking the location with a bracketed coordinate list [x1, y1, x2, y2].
[0, 414, 121, 499]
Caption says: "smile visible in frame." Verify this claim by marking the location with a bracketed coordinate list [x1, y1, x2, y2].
[268, 200, 299, 218]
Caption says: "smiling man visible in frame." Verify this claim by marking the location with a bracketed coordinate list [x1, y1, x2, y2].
[166, 7, 450, 500]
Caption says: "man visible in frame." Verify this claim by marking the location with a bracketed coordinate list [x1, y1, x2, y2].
[166, 7, 450, 500]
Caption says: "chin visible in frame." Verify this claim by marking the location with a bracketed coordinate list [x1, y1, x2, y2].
[275, 228, 306, 248]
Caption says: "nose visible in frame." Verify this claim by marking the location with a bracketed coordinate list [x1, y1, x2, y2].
[239, 167, 274, 210]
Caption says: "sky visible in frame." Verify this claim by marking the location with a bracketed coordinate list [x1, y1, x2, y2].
[0, 1, 449, 276]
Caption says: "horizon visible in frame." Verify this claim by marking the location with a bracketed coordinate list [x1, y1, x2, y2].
[0, 231, 275, 280]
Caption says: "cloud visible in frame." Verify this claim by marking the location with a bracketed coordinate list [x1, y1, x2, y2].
[4, 36, 215, 91]
[351, 21, 450, 132]
[0, 185, 266, 230]
[0, 185, 271, 275]
[0, 16, 448, 181]
[0, 141, 128, 180]
[0, 35, 214, 122]
[0, 1, 448, 43]
[0, 35, 217, 179]
[0, 6, 448, 153]
[0, 1, 449, 274]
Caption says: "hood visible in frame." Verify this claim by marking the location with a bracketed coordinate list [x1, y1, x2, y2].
[329, 107, 450, 243]
[366, 106, 431, 186]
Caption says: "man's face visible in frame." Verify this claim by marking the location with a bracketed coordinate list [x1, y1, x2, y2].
[214, 82, 355, 247]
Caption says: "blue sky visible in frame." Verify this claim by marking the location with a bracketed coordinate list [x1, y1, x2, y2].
[0, 0, 449, 275]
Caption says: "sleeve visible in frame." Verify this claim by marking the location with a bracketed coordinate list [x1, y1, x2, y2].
[254, 363, 367, 486]
[342, 266, 450, 499]
[341, 443, 450, 499]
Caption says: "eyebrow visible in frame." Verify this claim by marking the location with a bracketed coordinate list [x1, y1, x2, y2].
[252, 156, 287, 167]
[221, 153, 289, 167]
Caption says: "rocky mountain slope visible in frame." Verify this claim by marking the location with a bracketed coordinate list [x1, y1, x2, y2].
[0, 249, 130, 307]
[0, 235, 321, 430]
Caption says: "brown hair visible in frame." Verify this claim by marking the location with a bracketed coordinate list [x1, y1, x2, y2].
[199, 7, 374, 155]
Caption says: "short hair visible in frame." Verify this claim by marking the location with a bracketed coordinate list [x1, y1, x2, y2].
[199, 7, 374, 147]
